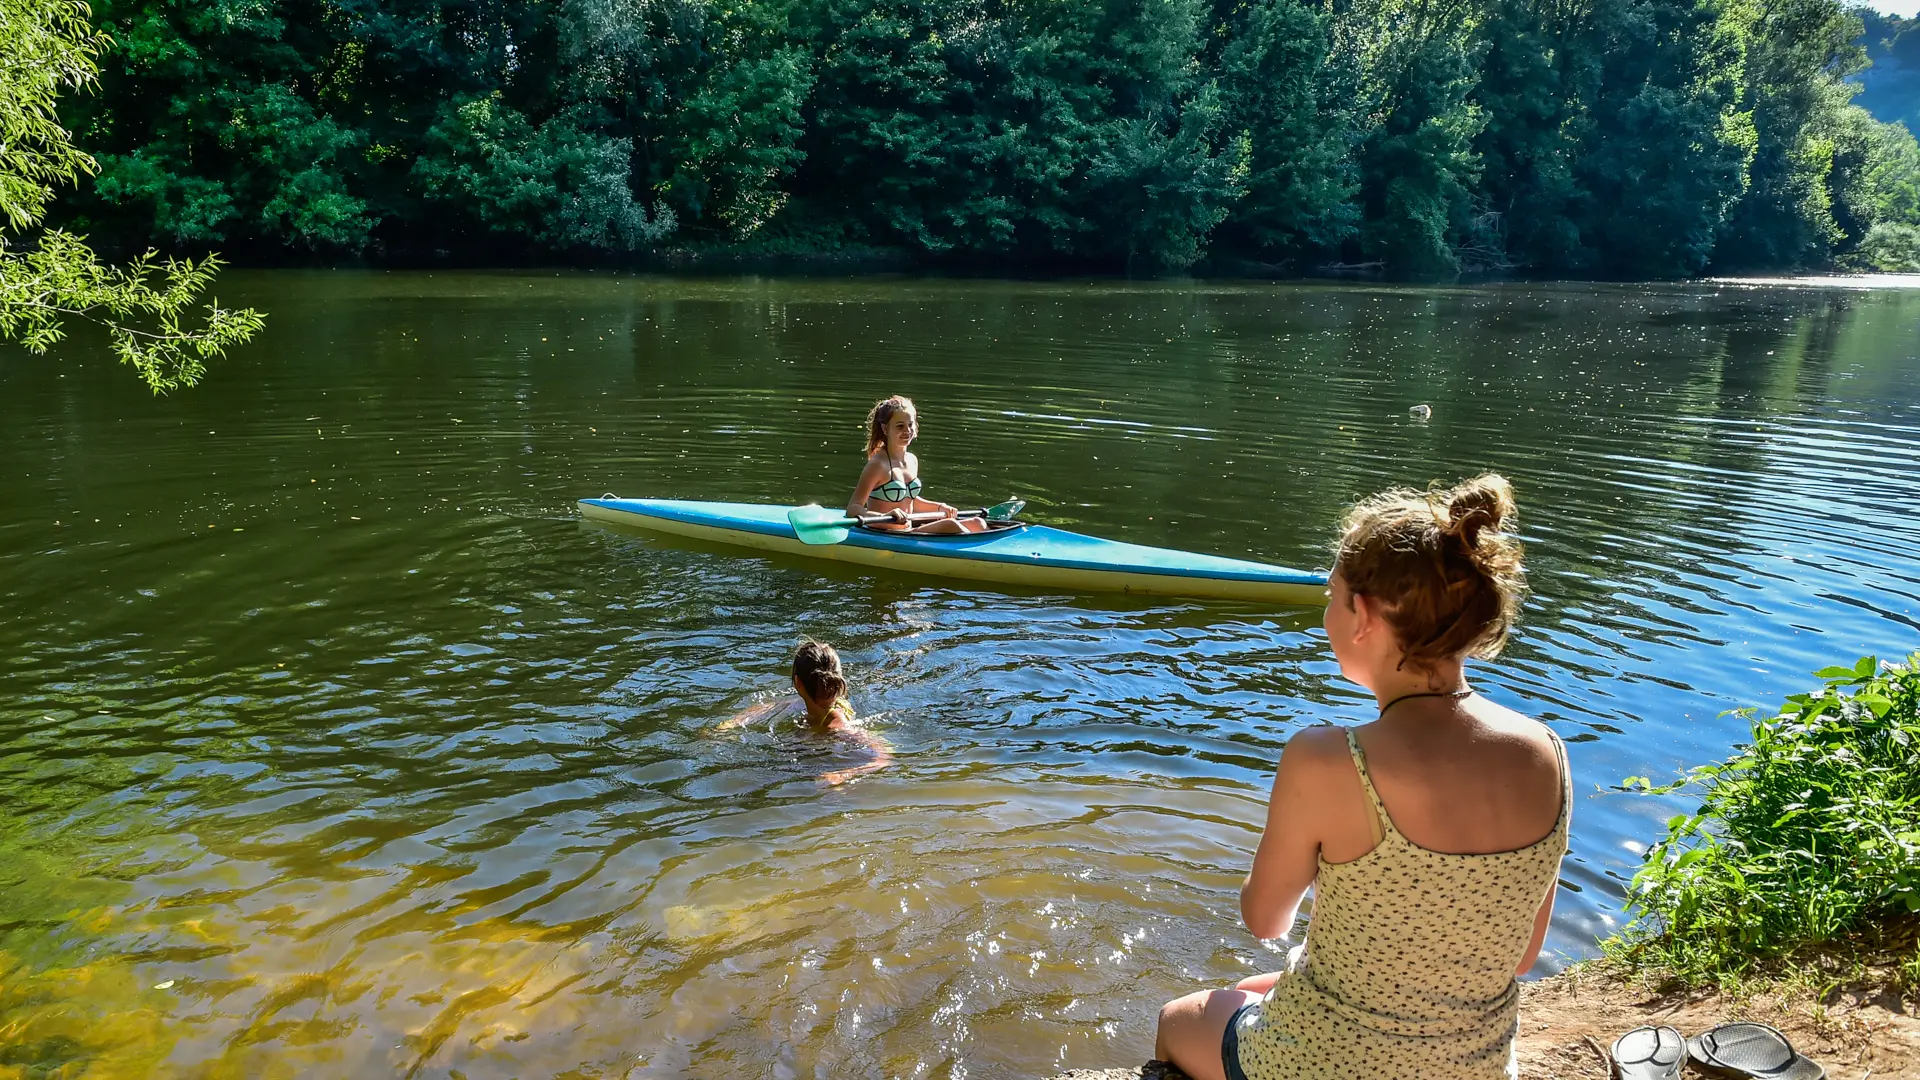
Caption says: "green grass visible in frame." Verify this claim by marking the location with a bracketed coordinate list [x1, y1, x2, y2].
[1606, 655, 1920, 987]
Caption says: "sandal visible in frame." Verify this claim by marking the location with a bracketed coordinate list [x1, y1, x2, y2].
[1609, 1025, 1685, 1079]
[1686, 1022, 1825, 1079]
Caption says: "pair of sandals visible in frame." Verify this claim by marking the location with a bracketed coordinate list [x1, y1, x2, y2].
[1610, 1022, 1824, 1079]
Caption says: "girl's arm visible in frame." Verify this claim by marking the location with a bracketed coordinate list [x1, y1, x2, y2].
[1239, 728, 1335, 939]
[712, 699, 786, 733]
[846, 455, 894, 519]
[820, 727, 895, 786]
[1515, 881, 1558, 975]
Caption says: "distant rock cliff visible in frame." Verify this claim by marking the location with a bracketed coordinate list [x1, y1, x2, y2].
[1852, 11, 1920, 133]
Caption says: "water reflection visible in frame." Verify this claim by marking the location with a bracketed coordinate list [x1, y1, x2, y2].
[2, 274, 1918, 1076]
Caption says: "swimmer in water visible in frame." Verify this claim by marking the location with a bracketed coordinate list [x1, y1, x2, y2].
[715, 640, 894, 786]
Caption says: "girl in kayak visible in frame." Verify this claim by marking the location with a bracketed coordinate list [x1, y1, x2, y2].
[1155, 474, 1569, 1080]
[714, 640, 894, 786]
[847, 395, 986, 534]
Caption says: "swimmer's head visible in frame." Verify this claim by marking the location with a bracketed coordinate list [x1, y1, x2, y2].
[865, 396, 917, 454]
[1327, 473, 1525, 677]
[791, 639, 848, 708]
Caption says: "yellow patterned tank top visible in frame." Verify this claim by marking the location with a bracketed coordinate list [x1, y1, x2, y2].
[1230, 728, 1571, 1079]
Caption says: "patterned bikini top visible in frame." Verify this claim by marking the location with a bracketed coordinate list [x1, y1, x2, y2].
[871, 475, 923, 502]
[870, 455, 923, 502]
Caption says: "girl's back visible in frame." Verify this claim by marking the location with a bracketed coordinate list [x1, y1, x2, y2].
[1318, 700, 1563, 865]
[1264, 718, 1568, 1077]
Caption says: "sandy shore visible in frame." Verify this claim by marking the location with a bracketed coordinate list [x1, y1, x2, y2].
[1051, 969, 1920, 1079]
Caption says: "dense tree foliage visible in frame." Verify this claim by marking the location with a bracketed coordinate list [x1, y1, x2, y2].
[41, 0, 1920, 275]
[2, 0, 262, 390]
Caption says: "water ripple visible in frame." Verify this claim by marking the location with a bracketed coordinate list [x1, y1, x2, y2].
[2, 273, 1917, 1076]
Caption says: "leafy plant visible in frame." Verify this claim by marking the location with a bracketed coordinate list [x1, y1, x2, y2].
[1, 0, 262, 391]
[1855, 221, 1920, 271]
[1611, 655, 1920, 984]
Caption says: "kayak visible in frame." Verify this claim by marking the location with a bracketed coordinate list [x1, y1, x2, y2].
[578, 497, 1329, 605]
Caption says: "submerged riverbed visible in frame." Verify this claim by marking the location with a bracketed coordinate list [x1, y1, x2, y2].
[3, 273, 1917, 1077]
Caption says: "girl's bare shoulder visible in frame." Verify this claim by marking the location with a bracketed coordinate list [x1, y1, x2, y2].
[1284, 723, 1350, 757]
[1278, 724, 1356, 782]
[1474, 697, 1558, 750]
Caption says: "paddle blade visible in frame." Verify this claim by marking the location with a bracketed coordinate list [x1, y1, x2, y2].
[985, 497, 1026, 521]
[787, 504, 853, 545]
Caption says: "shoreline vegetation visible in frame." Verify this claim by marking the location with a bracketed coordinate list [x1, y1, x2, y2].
[26, 0, 1920, 281]
[11, 0, 1920, 394]
[339, 243, 1920, 281]
[1058, 657, 1920, 1078]
[1610, 655, 1920, 992]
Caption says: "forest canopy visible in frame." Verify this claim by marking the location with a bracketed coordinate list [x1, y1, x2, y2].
[38, 0, 1920, 276]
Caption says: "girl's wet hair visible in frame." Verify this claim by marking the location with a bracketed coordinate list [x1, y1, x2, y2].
[865, 395, 916, 453]
[792, 639, 848, 704]
[1334, 473, 1525, 671]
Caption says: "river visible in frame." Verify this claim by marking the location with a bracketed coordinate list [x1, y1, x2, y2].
[3, 272, 1917, 1077]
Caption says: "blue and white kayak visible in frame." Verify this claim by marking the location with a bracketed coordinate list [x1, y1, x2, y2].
[578, 498, 1328, 605]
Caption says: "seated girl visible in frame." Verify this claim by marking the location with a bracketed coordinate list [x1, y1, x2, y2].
[846, 395, 986, 534]
[1155, 474, 1569, 1080]
[716, 640, 894, 786]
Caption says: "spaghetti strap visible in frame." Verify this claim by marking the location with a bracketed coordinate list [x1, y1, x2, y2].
[1345, 729, 1394, 843]
[1548, 729, 1573, 829]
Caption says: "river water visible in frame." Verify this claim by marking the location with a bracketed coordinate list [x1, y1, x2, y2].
[3, 273, 1917, 1077]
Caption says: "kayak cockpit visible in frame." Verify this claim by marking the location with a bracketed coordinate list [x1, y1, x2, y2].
[855, 519, 1029, 539]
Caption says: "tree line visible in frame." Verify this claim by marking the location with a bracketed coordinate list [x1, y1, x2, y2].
[34, 0, 1920, 276]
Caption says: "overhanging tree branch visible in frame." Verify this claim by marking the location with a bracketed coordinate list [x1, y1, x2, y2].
[1, 0, 263, 392]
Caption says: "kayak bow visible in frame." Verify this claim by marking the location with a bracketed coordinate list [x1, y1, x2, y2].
[579, 498, 1328, 605]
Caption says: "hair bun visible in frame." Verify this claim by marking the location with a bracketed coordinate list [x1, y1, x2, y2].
[1335, 473, 1526, 667]
[1443, 473, 1515, 549]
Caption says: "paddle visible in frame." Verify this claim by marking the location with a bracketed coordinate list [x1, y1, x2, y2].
[788, 498, 1026, 546]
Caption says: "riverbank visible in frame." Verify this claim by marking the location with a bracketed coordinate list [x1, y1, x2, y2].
[1515, 961, 1920, 1079]
[1055, 964, 1920, 1079]
[304, 243, 1920, 285]
[1058, 656, 1920, 1079]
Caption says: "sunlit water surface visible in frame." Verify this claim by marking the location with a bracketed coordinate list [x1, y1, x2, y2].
[3, 273, 1917, 1077]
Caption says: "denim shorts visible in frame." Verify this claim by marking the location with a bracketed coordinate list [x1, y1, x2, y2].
[1221, 1000, 1260, 1080]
